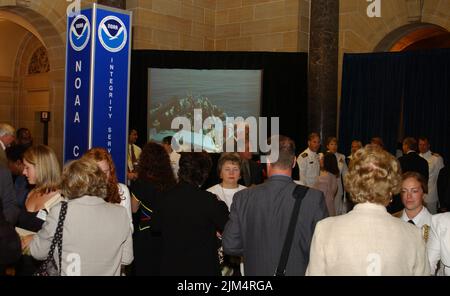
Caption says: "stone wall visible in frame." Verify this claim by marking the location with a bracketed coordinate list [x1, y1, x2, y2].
[15, 34, 50, 146]
[214, 0, 305, 52]
[127, 0, 216, 50]
[128, 0, 309, 52]
[1, 0, 450, 158]
[0, 0, 67, 162]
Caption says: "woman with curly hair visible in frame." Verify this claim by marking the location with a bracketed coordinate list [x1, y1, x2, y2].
[25, 158, 133, 275]
[82, 148, 133, 231]
[306, 145, 430, 275]
[129, 142, 176, 275]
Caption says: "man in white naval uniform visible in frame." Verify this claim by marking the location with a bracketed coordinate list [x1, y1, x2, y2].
[297, 133, 320, 187]
[419, 137, 445, 214]
[428, 213, 450, 275]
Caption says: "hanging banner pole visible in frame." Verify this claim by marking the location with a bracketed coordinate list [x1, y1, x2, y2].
[64, 4, 132, 183]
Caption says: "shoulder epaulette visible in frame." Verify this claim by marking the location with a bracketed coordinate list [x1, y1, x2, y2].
[432, 153, 440, 157]
[301, 153, 308, 158]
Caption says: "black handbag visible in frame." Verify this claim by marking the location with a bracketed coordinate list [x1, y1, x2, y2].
[34, 201, 68, 276]
[274, 185, 309, 276]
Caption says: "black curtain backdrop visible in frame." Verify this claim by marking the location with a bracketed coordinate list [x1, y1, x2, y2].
[402, 49, 450, 163]
[339, 52, 405, 155]
[129, 50, 308, 154]
[339, 49, 450, 162]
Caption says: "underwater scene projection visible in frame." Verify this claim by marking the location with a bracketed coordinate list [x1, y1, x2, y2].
[148, 68, 262, 152]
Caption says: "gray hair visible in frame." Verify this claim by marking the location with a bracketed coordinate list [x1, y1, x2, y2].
[0, 123, 15, 137]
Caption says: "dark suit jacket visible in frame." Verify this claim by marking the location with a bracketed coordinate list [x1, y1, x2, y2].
[0, 200, 21, 272]
[398, 151, 429, 182]
[0, 148, 7, 167]
[239, 158, 264, 187]
[438, 167, 450, 210]
[222, 175, 328, 276]
[159, 182, 229, 276]
[0, 165, 19, 225]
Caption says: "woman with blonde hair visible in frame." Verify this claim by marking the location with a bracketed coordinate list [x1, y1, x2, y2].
[25, 158, 133, 275]
[400, 172, 432, 242]
[19, 145, 61, 232]
[16, 145, 61, 275]
[82, 148, 133, 231]
[306, 145, 430, 275]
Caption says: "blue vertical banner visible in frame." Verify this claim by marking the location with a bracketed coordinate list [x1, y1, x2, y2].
[91, 5, 132, 183]
[64, 8, 92, 162]
[64, 4, 131, 183]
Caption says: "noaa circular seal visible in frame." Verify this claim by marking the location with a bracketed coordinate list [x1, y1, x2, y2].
[69, 15, 91, 51]
[97, 15, 127, 53]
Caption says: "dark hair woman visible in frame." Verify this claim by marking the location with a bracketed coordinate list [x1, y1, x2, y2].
[129, 142, 176, 275]
[159, 152, 229, 275]
[313, 152, 339, 216]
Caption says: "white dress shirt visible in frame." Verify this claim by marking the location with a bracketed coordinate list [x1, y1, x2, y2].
[169, 150, 181, 180]
[297, 148, 320, 187]
[400, 206, 432, 243]
[420, 151, 445, 204]
[207, 184, 246, 210]
[118, 183, 133, 233]
[400, 206, 433, 229]
[428, 213, 450, 275]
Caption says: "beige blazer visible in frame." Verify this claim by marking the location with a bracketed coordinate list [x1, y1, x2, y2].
[30, 195, 133, 276]
[306, 202, 430, 276]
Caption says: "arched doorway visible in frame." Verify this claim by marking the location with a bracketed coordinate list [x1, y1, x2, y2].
[374, 23, 450, 144]
[0, 5, 65, 162]
[374, 23, 450, 52]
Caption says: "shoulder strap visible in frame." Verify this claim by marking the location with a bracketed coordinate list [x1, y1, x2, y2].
[275, 185, 309, 276]
[47, 201, 67, 275]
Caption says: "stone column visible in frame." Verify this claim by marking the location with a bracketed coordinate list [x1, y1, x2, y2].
[308, 0, 339, 139]
[97, 0, 126, 9]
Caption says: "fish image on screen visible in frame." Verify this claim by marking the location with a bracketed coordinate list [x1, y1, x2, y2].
[148, 68, 262, 152]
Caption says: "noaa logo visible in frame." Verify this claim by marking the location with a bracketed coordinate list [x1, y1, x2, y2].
[98, 16, 127, 53]
[69, 15, 90, 51]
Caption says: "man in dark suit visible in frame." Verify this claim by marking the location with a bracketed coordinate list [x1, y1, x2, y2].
[238, 137, 264, 187]
[222, 135, 328, 276]
[399, 137, 429, 181]
[438, 165, 449, 212]
[0, 201, 21, 275]
[0, 165, 19, 225]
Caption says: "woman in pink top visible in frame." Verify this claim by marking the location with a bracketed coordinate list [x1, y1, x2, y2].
[313, 152, 339, 216]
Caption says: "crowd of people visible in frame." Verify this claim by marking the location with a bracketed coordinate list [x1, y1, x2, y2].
[1, 122, 449, 276]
